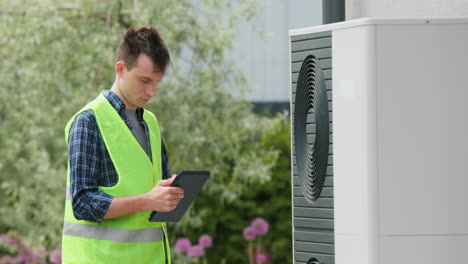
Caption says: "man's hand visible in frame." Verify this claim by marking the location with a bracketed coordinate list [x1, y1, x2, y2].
[104, 175, 184, 219]
[143, 176, 184, 212]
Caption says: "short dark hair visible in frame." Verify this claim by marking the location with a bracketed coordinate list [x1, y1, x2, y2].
[116, 26, 170, 73]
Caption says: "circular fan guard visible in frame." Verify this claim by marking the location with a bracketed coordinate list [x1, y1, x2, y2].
[293, 55, 330, 202]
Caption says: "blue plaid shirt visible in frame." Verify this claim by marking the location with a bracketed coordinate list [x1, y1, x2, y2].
[68, 90, 172, 222]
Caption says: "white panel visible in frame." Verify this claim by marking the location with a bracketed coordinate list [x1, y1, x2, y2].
[376, 23, 468, 235]
[335, 234, 364, 264]
[290, 18, 468, 37]
[380, 235, 468, 263]
[347, 0, 468, 19]
[333, 24, 379, 264]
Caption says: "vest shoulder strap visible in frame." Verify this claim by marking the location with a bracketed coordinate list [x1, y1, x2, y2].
[64, 94, 107, 144]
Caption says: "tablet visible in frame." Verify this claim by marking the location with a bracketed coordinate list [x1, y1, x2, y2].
[148, 171, 210, 222]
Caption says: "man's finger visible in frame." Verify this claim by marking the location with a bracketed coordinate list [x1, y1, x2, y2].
[169, 187, 184, 194]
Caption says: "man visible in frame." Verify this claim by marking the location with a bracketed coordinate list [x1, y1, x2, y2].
[62, 26, 184, 264]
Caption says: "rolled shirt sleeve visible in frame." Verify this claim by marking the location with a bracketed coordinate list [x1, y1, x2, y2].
[68, 111, 113, 223]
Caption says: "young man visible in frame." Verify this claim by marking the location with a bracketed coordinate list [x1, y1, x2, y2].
[62, 26, 184, 264]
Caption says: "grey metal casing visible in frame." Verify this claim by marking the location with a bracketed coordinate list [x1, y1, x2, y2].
[291, 31, 335, 264]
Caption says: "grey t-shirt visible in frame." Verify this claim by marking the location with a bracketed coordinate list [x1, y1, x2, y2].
[125, 109, 150, 157]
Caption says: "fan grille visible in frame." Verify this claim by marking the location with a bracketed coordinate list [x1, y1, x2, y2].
[293, 55, 330, 202]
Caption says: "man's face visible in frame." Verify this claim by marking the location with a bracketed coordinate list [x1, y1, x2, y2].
[117, 53, 163, 110]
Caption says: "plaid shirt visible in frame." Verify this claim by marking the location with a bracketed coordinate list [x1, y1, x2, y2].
[68, 90, 172, 222]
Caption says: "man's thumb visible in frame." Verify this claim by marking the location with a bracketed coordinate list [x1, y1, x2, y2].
[157, 177, 175, 187]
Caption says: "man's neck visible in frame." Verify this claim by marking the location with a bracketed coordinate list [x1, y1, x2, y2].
[110, 81, 136, 110]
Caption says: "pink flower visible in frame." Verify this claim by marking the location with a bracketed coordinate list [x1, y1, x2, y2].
[187, 245, 205, 258]
[17, 252, 40, 262]
[0, 233, 23, 249]
[251, 217, 269, 236]
[49, 248, 62, 264]
[256, 253, 267, 263]
[175, 238, 192, 254]
[198, 234, 213, 248]
[243, 226, 256, 241]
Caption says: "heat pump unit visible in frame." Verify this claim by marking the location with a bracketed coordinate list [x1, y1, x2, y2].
[290, 18, 468, 264]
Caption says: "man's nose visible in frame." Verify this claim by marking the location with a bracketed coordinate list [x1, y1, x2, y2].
[146, 87, 156, 97]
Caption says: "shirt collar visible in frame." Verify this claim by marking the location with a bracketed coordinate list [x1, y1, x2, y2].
[103, 90, 144, 121]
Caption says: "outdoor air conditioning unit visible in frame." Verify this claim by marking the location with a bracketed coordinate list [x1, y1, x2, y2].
[290, 18, 468, 264]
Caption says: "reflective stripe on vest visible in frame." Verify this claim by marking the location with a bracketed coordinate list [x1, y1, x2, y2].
[65, 187, 70, 201]
[63, 222, 164, 243]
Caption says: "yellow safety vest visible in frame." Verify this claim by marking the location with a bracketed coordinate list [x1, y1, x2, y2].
[61, 93, 171, 264]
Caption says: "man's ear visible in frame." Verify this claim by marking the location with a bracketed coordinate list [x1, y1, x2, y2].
[115, 61, 126, 78]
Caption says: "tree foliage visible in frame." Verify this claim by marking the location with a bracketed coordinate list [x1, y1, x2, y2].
[174, 116, 292, 263]
[0, 0, 291, 262]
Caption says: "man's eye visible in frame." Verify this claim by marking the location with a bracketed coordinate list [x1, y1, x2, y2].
[141, 79, 150, 84]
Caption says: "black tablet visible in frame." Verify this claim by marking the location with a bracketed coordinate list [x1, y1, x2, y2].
[148, 171, 210, 222]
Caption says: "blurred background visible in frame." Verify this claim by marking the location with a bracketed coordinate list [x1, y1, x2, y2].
[3, 0, 467, 263]
[0, 0, 323, 263]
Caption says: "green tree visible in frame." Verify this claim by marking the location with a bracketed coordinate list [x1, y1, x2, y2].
[0, 0, 292, 262]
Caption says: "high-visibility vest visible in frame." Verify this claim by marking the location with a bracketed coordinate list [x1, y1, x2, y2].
[61, 93, 171, 264]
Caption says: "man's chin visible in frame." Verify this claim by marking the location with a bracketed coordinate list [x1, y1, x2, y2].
[138, 99, 150, 108]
